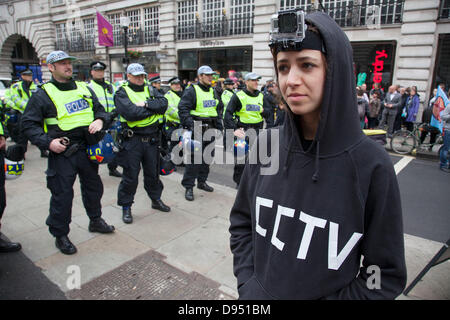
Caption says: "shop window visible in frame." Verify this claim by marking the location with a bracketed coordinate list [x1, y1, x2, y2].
[179, 51, 198, 70]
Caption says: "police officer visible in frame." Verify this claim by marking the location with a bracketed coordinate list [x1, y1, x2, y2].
[21, 51, 115, 255]
[149, 76, 165, 95]
[224, 72, 269, 187]
[115, 63, 170, 224]
[163, 77, 183, 154]
[0, 122, 22, 253]
[88, 61, 122, 178]
[6, 69, 49, 158]
[221, 78, 235, 115]
[178, 65, 224, 201]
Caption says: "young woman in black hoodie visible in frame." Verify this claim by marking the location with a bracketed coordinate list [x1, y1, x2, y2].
[229, 10, 407, 299]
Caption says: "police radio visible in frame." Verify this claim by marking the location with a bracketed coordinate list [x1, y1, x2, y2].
[269, 9, 307, 49]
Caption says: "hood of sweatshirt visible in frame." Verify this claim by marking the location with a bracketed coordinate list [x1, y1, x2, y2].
[280, 12, 366, 182]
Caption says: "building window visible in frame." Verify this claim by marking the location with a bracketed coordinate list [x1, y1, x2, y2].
[230, 0, 254, 35]
[83, 18, 95, 51]
[144, 6, 160, 44]
[177, 0, 198, 40]
[55, 23, 68, 51]
[68, 19, 82, 51]
[108, 13, 123, 46]
[126, 9, 143, 45]
[52, 0, 65, 6]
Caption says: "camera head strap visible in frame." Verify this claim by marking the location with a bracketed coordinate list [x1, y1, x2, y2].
[269, 9, 326, 55]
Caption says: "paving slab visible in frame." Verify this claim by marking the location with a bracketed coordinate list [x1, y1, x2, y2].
[35, 230, 149, 292]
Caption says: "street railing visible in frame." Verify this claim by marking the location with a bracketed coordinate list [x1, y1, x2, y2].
[307, 0, 405, 28]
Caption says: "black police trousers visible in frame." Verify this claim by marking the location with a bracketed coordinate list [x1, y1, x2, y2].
[181, 138, 214, 189]
[117, 135, 163, 207]
[0, 153, 6, 228]
[46, 149, 103, 237]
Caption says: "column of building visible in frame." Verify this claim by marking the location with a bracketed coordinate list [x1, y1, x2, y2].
[252, 0, 278, 83]
[395, 0, 440, 119]
[158, 0, 177, 80]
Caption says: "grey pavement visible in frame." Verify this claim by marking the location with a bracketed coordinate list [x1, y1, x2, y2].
[0, 143, 449, 300]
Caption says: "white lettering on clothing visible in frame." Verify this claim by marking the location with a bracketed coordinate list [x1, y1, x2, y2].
[297, 211, 327, 260]
[255, 196, 273, 237]
[328, 222, 363, 270]
[271, 205, 295, 251]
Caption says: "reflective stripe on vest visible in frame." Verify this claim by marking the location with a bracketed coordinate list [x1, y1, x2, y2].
[164, 90, 181, 123]
[11, 81, 37, 113]
[235, 91, 264, 124]
[88, 80, 115, 112]
[122, 83, 163, 128]
[221, 89, 234, 117]
[42, 81, 94, 132]
[190, 85, 218, 118]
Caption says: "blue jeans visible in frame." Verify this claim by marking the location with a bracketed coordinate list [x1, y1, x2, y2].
[440, 130, 450, 169]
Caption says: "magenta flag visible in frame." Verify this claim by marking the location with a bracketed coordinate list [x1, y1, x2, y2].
[97, 11, 113, 47]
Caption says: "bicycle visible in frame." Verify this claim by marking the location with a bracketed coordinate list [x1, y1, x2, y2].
[390, 122, 443, 155]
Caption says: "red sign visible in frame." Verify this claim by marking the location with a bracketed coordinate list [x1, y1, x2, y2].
[371, 50, 388, 87]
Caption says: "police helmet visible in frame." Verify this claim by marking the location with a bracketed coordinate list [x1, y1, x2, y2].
[179, 135, 201, 153]
[87, 133, 118, 164]
[6, 112, 18, 124]
[160, 153, 175, 176]
[6, 144, 25, 162]
[4, 158, 24, 180]
[234, 138, 249, 157]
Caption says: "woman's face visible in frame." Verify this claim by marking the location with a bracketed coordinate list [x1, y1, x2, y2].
[276, 49, 326, 118]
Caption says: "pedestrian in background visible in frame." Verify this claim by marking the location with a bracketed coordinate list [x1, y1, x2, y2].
[403, 86, 420, 132]
[439, 101, 450, 173]
[367, 91, 381, 129]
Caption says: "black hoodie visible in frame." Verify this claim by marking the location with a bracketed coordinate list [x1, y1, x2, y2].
[229, 12, 406, 300]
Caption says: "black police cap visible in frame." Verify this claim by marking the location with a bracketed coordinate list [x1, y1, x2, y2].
[90, 61, 106, 70]
[224, 78, 234, 85]
[20, 69, 33, 75]
[168, 77, 181, 84]
[149, 76, 161, 83]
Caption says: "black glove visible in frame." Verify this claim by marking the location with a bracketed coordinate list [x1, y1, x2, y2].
[5, 144, 25, 161]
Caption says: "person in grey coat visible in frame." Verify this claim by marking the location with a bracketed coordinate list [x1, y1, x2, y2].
[379, 85, 402, 137]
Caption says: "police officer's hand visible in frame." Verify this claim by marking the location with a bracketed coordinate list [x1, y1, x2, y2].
[234, 128, 245, 139]
[0, 136, 5, 150]
[88, 119, 104, 134]
[49, 138, 67, 154]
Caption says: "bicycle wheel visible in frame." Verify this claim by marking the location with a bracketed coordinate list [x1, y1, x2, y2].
[391, 130, 416, 155]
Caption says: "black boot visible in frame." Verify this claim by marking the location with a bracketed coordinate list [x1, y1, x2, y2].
[0, 234, 22, 253]
[197, 182, 214, 192]
[109, 168, 122, 178]
[55, 235, 77, 255]
[185, 188, 194, 201]
[88, 217, 115, 233]
[122, 207, 133, 224]
[152, 199, 171, 212]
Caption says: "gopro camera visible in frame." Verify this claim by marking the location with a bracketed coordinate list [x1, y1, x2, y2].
[269, 9, 307, 48]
